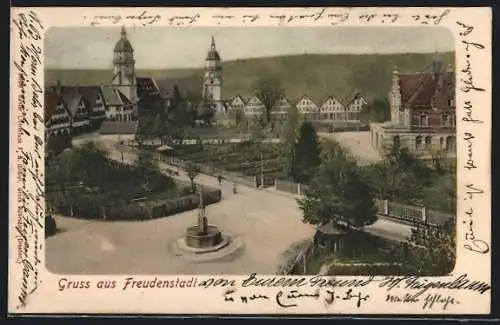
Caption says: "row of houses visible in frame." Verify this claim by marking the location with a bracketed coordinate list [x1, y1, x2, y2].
[223, 92, 367, 122]
[44, 77, 161, 137]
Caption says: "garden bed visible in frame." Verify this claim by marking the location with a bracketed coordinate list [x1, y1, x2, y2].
[46, 144, 222, 221]
[161, 143, 286, 179]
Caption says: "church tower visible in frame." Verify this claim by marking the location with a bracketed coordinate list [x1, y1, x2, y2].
[202, 36, 223, 113]
[112, 26, 138, 113]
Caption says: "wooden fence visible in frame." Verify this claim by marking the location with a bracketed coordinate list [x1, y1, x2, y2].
[283, 240, 317, 275]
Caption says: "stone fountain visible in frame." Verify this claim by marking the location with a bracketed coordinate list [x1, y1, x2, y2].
[179, 188, 229, 254]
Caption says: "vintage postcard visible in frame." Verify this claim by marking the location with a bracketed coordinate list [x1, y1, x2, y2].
[9, 6, 492, 315]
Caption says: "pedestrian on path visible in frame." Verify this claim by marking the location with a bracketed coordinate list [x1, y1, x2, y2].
[217, 175, 223, 186]
[232, 182, 237, 194]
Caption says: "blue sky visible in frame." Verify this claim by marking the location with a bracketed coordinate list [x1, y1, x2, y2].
[45, 26, 455, 69]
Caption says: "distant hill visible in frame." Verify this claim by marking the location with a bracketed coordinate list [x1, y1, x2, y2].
[45, 52, 454, 103]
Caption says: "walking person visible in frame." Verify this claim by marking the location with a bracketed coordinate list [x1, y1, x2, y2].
[232, 182, 237, 194]
[217, 175, 223, 186]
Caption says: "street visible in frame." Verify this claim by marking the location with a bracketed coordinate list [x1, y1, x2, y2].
[47, 133, 316, 274]
[47, 133, 412, 275]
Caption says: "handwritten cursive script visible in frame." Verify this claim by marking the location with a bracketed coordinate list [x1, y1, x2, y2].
[12, 10, 45, 309]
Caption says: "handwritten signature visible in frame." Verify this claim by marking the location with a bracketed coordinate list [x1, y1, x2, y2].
[224, 288, 369, 308]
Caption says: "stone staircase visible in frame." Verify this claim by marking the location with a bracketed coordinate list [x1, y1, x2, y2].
[99, 121, 139, 135]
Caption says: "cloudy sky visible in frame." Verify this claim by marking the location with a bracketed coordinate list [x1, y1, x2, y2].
[45, 26, 455, 69]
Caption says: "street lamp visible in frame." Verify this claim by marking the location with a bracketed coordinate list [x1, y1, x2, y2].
[260, 150, 264, 189]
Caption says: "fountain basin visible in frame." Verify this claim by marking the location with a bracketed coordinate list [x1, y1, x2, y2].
[185, 224, 224, 250]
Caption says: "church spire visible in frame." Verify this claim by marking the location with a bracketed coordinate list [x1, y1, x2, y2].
[121, 26, 127, 38]
[211, 36, 216, 50]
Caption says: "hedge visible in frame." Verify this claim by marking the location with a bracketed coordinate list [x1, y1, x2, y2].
[325, 262, 418, 276]
[53, 185, 222, 221]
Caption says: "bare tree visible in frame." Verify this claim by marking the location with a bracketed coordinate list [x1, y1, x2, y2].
[184, 162, 201, 193]
[252, 75, 284, 125]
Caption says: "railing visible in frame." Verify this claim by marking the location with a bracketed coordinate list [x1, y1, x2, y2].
[283, 240, 316, 275]
[273, 180, 453, 228]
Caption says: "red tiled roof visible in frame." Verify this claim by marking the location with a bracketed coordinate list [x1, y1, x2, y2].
[399, 71, 455, 108]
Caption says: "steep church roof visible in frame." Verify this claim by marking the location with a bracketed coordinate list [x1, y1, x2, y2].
[206, 36, 221, 61]
[114, 26, 134, 53]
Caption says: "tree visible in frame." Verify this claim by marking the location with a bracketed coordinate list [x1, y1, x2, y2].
[151, 113, 164, 138]
[421, 174, 456, 214]
[298, 140, 377, 228]
[282, 105, 300, 180]
[403, 218, 456, 275]
[198, 102, 216, 127]
[164, 85, 196, 144]
[228, 108, 245, 129]
[47, 133, 72, 160]
[362, 145, 432, 203]
[252, 75, 284, 124]
[135, 118, 148, 146]
[184, 162, 200, 193]
[134, 149, 159, 192]
[290, 122, 321, 184]
[360, 98, 390, 123]
[67, 141, 109, 187]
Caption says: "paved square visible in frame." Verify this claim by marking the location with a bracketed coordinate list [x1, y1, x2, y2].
[46, 178, 316, 275]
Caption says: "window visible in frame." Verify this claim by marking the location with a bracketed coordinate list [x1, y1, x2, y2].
[448, 97, 454, 106]
[415, 136, 423, 150]
[425, 136, 432, 149]
[442, 113, 450, 127]
[420, 114, 428, 127]
[393, 135, 401, 148]
[440, 137, 444, 149]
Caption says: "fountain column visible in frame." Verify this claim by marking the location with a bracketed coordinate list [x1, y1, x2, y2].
[197, 188, 208, 235]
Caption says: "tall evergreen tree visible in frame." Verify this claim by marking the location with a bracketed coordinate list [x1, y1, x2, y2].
[291, 122, 321, 184]
[282, 106, 300, 180]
